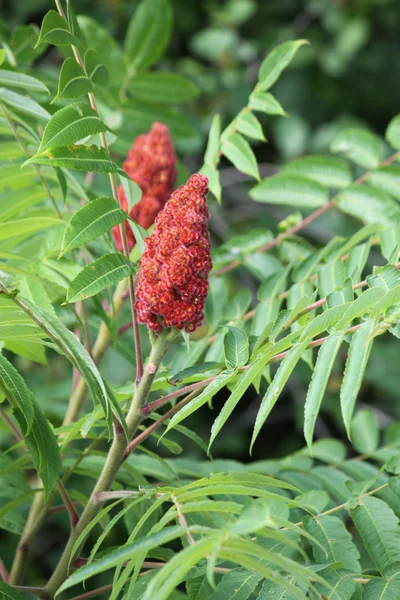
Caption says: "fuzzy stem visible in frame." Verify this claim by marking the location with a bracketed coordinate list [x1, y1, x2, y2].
[0, 560, 9, 583]
[45, 330, 169, 597]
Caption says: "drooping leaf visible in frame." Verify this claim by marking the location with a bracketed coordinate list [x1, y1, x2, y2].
[250, 173, 328, 208]
[0, 216, 64, 241]
[0, 87, 50, 120]
[0, 69, 49, 94]
[24, 145, 118, 172]
[38, 104, 108, 153]
[125, 0, 173, 71]
[204, 114, 221, 167]
[331, 128, 381, 169]
[0, 354, 60, 495]
[128, 72, 199, 104]
[340, 320, 375, 438]
[304, 332, 344, 448]
[66, 253, 135, 303]
[60, 197, 127, 255]
[251, 341, 309, 451]
[258, 39, 308, 91]
[57, 526, 185, 595]
[221, 133, 259, 180]
[282, 155, 352, 189]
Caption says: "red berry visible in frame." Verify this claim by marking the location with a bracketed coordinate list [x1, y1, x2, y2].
[135, 174, 212, 333]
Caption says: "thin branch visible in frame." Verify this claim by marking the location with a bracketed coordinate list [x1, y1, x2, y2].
[54, 0, 143, 384]
[172, 495, 195, 545]
[140, 323, 365, 418]
[0, 99, 62, 219]
[213, 150, 400, 278]
[0, 560, 9, 583]
[56, 480, 80, 528]
[127, 390, 200, 457]
[0, 406, 23, 441]
[12, 586, 49, 599]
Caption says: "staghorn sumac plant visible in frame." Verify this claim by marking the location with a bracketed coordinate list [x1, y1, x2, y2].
[2, 2, 400, 600]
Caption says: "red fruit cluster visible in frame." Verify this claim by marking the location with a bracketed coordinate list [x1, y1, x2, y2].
[112, 122, 177, 251]
[135, 174, 212, 333]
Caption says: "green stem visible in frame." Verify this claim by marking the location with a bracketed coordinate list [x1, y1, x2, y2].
[45, 330, 170, 598]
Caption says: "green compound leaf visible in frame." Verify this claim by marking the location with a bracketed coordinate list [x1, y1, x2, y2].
[24, 145, 118, 173]
[52, 57, 93, 103]
[60, 197, 127, 256]
[66, 253, 135, 303]
[36, 10, 76, 47]
[250, 173, 328, 208]
[38, 104, 108, 153]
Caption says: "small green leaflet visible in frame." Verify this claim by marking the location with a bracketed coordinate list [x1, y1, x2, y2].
[52, 57, 93, 103]
[314, 570, 356, 600]
[303, 515, 361, 572]
[0, 217, 64, 242]
[204, 114, 221, 167]
[282, 155, 352, 189]
[84, 48, 109, 87]
[258, 39, 308, 91]
[24, 145, 118, 173]
[340, 320, 375, 438]
[125, 0, 173, 70]
[330, 128, 381, 169]
[351, 409, 379, 454]
[66, 253, 135, 303]
[236, 110, 265, 141]
[250, 173, 328, 208]
[386, 114, 400, 150]
[0, 69, 49, 94]
[368, 165, 400, 201]
[60, 197, 127, 255]
[251, 341, 309, 452]
[208, 568, 262, 600]
[249, 91, 286, 115]
[0, 87, 50, 121]
[350, 496, 400, 575]
[362, 577, 400, 600]
[165, 370, 237, 433]
[304, 332, 344, 448]
[35, 10, 76, 46]
[335, 185, 400, 227]
[0, 354, 60, 496]
[224, 326, 249, 369]
[221, 133, 259, 180]
[38, 104, 108, 153]
[129, 72, 199, 104]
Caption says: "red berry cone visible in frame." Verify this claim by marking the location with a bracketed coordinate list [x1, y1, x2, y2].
[135, 174, 212, 333]
[112, 122, 177, 251]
